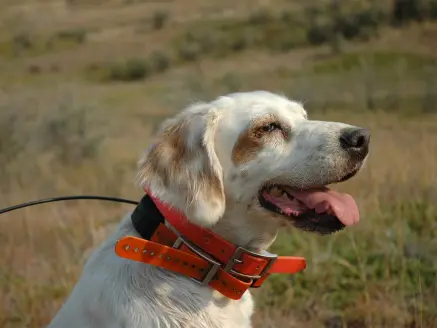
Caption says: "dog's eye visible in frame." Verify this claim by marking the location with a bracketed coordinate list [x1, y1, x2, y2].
[262, 123, 282, 132]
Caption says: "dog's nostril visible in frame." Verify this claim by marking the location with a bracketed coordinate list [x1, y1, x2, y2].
[339, 128, 370, 151]
[355, 135, 365, 148]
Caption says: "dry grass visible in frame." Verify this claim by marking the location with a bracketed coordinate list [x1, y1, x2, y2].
[1, 0, 437, 327]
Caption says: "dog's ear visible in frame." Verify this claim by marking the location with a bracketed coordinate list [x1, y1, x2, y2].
[137, 103, 225, 227]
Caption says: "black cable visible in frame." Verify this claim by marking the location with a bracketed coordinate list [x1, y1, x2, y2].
[0, 196, 139, 215]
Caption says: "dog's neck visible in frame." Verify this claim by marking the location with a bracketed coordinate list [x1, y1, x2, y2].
[211, 216, 278, 252]
[204, 201, 280, 252]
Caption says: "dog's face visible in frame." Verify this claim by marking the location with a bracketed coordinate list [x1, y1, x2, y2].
[138, 91, 370, 242]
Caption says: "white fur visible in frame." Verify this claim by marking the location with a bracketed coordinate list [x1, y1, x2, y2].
[48, 91, 368, 328]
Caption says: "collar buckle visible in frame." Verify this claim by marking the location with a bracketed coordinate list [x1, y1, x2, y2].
[223, 247, 278, 282]
[172, 235, 221, 285]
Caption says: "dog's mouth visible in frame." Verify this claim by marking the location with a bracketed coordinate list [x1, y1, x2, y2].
[258, 173, 360, 235]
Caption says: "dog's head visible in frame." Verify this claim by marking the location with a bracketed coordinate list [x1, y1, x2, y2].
[138, 91, 369, 247]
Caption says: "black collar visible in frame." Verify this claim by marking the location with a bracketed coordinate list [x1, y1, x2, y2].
[131, 194, 164, 240]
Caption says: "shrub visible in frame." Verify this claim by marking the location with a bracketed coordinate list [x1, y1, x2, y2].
[229, 36, 248, 52]
[304, 4, 384, 46]
[56, 28, 87, 44]
[304, 6, 329, 45]
[28, 64, 42, 74]
[151, 10, 169, 30]
[248, 9, 272, 25]
[422, 65, 437, 112]
[431, 0, 437, 19]
[177, 42, 202, 62]
[149, 51, 171, 72]
[0, 106, 22, 167]
[11, 32, 33, 55]
[280, 10, 296, 23]
[0, 94, 104, 172]
[337, 7, 385, 40]
[306, 21, 330, 45]
[391, 0, 427, 25]
[107, 58, 150, 81]
[41, 103, 102, 164]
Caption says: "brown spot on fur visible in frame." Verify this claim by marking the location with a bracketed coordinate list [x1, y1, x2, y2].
[166, 124, 189, 166]
[141, 119, 198, 189]
[139, 143, 171, 187]
[138, 111, 225, 222]
[231, 114, 283, 165]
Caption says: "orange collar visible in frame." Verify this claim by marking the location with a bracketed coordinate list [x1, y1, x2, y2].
[114, 191, 306, 300]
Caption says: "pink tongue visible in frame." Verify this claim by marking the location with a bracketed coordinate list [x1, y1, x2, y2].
[283, 187, 359, 226]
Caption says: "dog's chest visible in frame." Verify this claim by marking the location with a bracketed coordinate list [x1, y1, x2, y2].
[67, 216, 256, 328]
[120, 278, 254, 328]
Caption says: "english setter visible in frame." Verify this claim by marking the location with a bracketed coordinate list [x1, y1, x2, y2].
[48, 91, 370, 328]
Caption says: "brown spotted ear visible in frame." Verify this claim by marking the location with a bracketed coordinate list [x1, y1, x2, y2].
[137, 103, 225, 227]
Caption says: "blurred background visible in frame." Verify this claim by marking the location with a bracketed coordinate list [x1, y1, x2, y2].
[0, 0, 436, 327]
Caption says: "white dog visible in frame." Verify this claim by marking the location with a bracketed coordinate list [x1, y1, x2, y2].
[48, 91, 370, 328]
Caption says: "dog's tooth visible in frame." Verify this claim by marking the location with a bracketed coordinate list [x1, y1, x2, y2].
[270, 186, 283, 197]
[286, 192, 295, 200]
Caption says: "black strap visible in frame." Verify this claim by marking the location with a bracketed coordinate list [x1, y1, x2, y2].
[131, 194, 165, 239]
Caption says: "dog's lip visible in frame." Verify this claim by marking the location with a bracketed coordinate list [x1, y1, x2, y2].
[336, 166, 360, 183]
[260, 164, 361, 192]
[258, 169, 359, 196]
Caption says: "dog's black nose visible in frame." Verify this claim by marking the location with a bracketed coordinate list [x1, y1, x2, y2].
[339, 127, 370, 159]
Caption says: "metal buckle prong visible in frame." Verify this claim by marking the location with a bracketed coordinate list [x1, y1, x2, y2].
[223, 246, 278, 281]
[172, 235, 221, 285]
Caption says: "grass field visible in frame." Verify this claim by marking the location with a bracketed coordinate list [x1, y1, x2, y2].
[1, 1, 437, 327]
